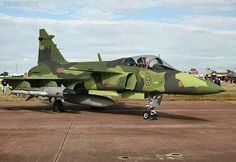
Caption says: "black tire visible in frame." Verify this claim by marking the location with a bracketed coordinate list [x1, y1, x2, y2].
[143, 111, 150, 120]
[52, 100, 64, 112]
[91, 106, 106, 111]
[150, 113, 157, 120]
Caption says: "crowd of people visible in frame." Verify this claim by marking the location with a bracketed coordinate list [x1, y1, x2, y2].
[205, 76, 236, 86]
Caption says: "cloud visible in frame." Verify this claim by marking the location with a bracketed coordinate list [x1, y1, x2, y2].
[0, 13, 236, 74]
[40, 0, 236, 12]
[156, 0, 236, 11]
[180, 16, 236, 32]
[91, 0, 236, 12]
[1, 0, 236, 19]
[74, 7, 121, 20]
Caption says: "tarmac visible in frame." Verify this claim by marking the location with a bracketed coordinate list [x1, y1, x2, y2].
[0, 100, 235, 162]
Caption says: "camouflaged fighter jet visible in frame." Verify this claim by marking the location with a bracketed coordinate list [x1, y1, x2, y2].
[227, 70, 236, 78]
[3, 29, 224, 120]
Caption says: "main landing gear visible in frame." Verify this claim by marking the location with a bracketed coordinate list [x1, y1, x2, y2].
[52, 99, 65, 112]
[143, 94, 162, 120]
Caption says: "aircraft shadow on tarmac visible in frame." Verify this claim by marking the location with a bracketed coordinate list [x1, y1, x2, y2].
[0, 103, 80, 114]
[87, 105, 210, 122]
[1, 102, 209, 122]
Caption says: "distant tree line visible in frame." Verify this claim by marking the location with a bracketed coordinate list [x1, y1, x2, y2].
[0, 72, 9, 76]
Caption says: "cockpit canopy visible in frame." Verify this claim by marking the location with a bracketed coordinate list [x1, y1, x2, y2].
[122, 55, 175, 70]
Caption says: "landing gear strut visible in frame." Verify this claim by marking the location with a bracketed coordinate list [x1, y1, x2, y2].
[52, 99, 64, 112]
[143, 94, 162, 120]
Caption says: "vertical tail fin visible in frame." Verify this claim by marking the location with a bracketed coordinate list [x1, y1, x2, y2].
[38, 29, 68, 65]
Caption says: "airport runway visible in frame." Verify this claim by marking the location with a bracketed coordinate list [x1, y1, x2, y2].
[0, 100, 235, 162]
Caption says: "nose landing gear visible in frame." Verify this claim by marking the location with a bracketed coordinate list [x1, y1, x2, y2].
[143, 94, 162, 120]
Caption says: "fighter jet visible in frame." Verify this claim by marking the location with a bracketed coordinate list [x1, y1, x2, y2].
[227, 70, 236, 78]
[226, 70, 236, 83]
[2, 29, 224, 120]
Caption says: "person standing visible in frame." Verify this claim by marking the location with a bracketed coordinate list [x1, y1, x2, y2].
[1, 79, 7, 96]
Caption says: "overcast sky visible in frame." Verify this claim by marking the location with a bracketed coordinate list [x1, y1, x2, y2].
[0, 0, 236, 74]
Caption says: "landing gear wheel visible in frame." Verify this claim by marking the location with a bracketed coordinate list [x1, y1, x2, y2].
[91, 106, 106, 111]
[143, 110, 157, 120]
[143, 111, 150, 120]
[52, 100, 64, 112]
[150, 110, 157, 120]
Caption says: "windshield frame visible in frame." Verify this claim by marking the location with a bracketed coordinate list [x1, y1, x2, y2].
[122, 55, 175, 70]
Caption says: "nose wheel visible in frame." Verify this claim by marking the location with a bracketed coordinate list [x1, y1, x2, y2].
[143, 110, 157, 120]
[143, 94, 162, 120]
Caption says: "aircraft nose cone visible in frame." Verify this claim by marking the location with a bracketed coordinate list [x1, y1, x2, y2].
[174, 72, 225, 95]
[201, 80, 225, 94]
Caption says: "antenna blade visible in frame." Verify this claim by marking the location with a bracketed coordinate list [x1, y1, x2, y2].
[97, 53, 103, 62]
